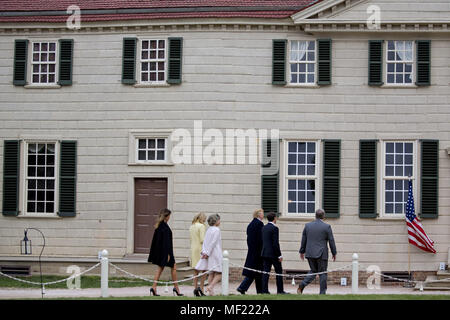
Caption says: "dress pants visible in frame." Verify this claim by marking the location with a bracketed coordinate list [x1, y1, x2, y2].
[261, 258, 284, 293]
[237, 273, 262, 293]
[300, 258, 328, 294]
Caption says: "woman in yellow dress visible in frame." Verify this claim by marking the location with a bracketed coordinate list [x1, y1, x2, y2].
[189, 212, 207, 296]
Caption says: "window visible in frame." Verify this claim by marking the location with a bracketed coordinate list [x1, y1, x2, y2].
[31, 42, 57, 84]
[382, 141, 416, 215]
[25, 142, 57, 214]
[140, 39, 166, 84]
[289, 40, 316, 85]
[286, 141, 318, 214]
[386, 41, 413, 85]
[137, 138, 167, 162]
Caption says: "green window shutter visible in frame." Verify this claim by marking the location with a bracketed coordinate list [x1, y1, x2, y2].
[272, 39, 286, 85]
[122, 37, 137, 84]
[58, 39, 74, 86]
[261, 139, 279, 215]
[317, 39, 332, 85]
[322, 140, 340, 218]
[420, 140, 438, 218]
[368, 40, 383, 86]
[359, 140, 378, 218]
[13, 39, 28, 86]
[167, 37, 183, 84]
[58, 141, 77, 217]
[2, 140, 20, 216]
[416, 40, 431, 86]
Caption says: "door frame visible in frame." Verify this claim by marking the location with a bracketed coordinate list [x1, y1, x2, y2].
[127, 173, 173, 254]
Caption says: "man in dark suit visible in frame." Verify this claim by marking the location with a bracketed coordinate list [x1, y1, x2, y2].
[298, 208, 337, 295]
[237, 209, 264, 294]
[261, 212, 288, 294]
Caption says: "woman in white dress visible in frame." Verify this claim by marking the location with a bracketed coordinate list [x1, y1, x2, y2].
[195, 213, 222, 295]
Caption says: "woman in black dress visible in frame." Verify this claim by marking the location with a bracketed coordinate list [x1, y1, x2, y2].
[148, 208, 183, 296]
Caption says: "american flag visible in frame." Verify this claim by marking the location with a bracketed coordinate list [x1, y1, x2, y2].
[405, 180, 436, 254]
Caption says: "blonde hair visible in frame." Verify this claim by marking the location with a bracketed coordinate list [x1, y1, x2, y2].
[192, 212, 207, 224]
[154, 208, 171, 228]
[253, 208, 264, 218]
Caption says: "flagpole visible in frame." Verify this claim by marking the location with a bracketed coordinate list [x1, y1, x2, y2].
[405, 176, 413, 287]
[408, 176, 411, 279]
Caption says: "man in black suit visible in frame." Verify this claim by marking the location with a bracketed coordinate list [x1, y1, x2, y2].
[261, 212, 288, 294]
[298, 208, 337, 295]
[237, 209, 264, 294]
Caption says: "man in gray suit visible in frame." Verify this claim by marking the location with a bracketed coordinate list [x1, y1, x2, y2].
[298, 209, 337, 295]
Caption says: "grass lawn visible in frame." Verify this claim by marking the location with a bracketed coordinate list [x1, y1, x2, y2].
[33, 294, 450, 300]
[0, 274, 168, 289]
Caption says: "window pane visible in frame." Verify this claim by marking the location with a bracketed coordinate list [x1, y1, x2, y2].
[157, 139, 165, 148]
[299, 74, 306, 83]
[288, 142, 297, 152]
[298, 142, 306, 152]
[46, 202, 54, 213]
[148, 139, 156, 148]
[37, 202, 45, 213]
[138, 139, 146, 149]
[28, 190, 36, 201]
[27, 202, 36, 213]
[298, 203, 306, 213]
[288, 202, 296, 213]
[46, 180, 54, 189]
[298, 154, 305, 164]
[148, 150, 155, 160]
[288, 165, 296, 175]
[138, 150, 146, 160]
[386, 166, 394, 176]
[157, 151, 165, 160]
[385, 203, 393, 213]
[298, 165, 305, 175]
[385, 191, 393, 202]
[288, 154, 296, 164]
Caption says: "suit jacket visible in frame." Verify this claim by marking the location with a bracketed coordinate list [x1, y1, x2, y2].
[299, 219, 337, 260]
[261, 222, 282, 259]
[243, 218, 264, 277]
[148, 222, 174, 267]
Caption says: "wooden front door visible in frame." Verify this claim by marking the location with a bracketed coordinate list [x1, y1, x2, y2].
[134, 178, 168, 253]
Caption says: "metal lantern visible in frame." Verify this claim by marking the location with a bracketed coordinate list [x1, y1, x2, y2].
[20, 230, 32, 255]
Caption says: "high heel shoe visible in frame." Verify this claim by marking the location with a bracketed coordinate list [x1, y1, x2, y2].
[150, 288, 160, 296]
[197, 287, 206, 296]
[173, 287, 184, 296]
[193, 288, 200, 297]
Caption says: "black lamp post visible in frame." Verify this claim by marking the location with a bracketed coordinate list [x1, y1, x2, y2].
[21, 228, 45, 298]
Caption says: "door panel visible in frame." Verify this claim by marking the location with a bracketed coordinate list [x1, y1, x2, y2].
[134, 178, 168, 253]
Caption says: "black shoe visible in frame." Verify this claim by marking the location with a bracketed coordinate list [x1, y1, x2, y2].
[236, 288, 246, 295]
[173, 288, 184, 296]
[197, 287, 206, 296]
[150, 288, 160, 296]
[193, 288, 200, 297]
[278, 291, 290, 295]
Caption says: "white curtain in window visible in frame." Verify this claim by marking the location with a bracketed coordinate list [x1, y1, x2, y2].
[395, 41, 413, 61]
[290, 41, 308, 61]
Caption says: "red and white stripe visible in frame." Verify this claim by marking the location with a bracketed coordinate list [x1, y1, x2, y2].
[406, 217, 436, 254]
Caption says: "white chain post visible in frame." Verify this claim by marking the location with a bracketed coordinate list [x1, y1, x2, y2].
[352, 253, 359, 294]
[101, 249, 109, 298]
[222, 250, 229, 296]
